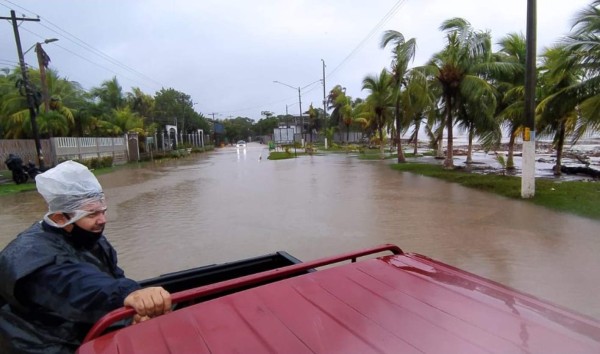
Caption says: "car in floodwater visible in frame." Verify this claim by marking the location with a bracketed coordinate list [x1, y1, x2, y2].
[236, 140, 247, 148]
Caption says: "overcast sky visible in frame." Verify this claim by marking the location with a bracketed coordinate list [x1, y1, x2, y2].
[0, 0, 593, 121]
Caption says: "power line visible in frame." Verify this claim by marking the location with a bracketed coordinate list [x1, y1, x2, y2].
[327, 0, 406, 79]
[0, 58, 18, 65]
[16, 26, 158, 92]
[1, 0, 166, 90]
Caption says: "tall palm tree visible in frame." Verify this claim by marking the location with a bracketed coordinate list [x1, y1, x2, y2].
[112, 106, 144, 135]
[90, 77, 125, 112]
[492, 33, 527, 170]
[362, 68, 395, 158]
[307, 104, 319, 142]
[381, 30, 417, 163]
[417, 18, 498, 168]
[328, 85, 360, 143]
[537, 45, 582, 175]
[401, 70, 436, 155]
[127, 87, 155, 121]
[558, 0, 600, 139]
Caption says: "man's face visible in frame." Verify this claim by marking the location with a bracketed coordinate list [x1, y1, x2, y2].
[60, 200, 108, 233]
[74, 207, 107, 233]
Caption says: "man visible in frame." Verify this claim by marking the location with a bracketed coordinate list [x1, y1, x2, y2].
[0, 160, 172, 353]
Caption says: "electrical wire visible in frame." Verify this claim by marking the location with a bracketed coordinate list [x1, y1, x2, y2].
[327, 0, 406, 79]
[2, 0, 407, 118]
[1, 0, 165, 90]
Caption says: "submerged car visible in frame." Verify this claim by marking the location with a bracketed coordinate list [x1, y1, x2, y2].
[236, 140, 246, 148]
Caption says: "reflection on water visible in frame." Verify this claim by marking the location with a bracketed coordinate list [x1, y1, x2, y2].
[1, 143, 600, 319]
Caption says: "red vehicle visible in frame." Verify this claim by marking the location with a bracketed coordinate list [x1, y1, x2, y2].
[78, 244, 600, 353]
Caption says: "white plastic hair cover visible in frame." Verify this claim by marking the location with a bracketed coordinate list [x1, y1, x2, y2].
[36, 160, 106, 227]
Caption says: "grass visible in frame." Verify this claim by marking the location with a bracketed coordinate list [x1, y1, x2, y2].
[0, 179, 37, 195]
[391, 162, 600, 220]
[268, 151, 308, 160]
[358, 151, 432, 160]
[0, 166, 118, 196]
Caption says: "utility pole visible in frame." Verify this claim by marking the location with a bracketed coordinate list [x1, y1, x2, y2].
[322, 59, 327, 126]
[297, 86, 303, 142]
[1, 10, 44, 168]
[209, 113, 218, 146]
[522, 0, 537, 198]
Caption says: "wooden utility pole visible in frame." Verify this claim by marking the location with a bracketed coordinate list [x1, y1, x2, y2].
[1, 10, 44, 168]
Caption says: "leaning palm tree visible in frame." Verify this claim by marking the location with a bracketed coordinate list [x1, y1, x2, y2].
[559, 0, 600, 140]
[401, 69, 437, 155]
[455, 91, 499, 164]
[328, 86, 358, 144]
[90, 77, 125, 112]
[381, 30, 417, 163]
[327, 85, 346, 129]
[362, 68, 395, 158]
[491, 33, 527, 170]
[416, 18, 498, 168]
[537, 45, 582, 175]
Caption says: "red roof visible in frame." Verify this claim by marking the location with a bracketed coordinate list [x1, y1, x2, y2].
[78, 246, 600, 354]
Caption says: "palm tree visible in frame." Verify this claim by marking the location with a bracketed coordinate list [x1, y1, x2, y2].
[328, 85, 361, 144]
[380, 30, 417, 163]
[362, 68, 395, 158]
[401, 70, 437, 155]
[492, 33, 527, 170]
[417, 18, 498, 168]
[112, 106, 144, 135]
[307, 104, 319, 142]
[127, 87, 155, 121]
[558, 0, 600, 140]
[537, 45, 582, 175]
[90, 77, 125, 112]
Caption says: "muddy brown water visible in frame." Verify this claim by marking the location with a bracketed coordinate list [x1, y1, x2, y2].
[1, 143, 600, 319]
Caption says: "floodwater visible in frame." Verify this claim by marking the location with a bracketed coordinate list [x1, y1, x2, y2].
[1, 142, 600, 319]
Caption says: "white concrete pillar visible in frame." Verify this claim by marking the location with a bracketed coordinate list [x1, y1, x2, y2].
[521, 130, 536, 198]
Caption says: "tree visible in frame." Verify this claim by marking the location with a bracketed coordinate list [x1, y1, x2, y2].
[555, 0, 600, 142]
[90, 77, 125, 112]
[362, 68, 395, 158]
[127, 87, 155, 122]
[492, 33, 528, 170]
[307, 104, 319, 142]
[417, 18, 498, 168]
[381, 30, 417, 163]
[400, 69, 437, 155]
[254, 116, 279, 136]
[537, 45, 582, 175]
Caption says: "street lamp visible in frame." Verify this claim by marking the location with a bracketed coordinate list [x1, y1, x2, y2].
[23, 38, 58, 56]
[273, 80, 303, 141]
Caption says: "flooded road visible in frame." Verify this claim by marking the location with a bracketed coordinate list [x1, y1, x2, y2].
[1, 142, 600, 319]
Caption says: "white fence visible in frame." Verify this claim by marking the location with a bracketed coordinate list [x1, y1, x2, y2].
[1, 136, 130, 171]
[51, 136, 128, 164]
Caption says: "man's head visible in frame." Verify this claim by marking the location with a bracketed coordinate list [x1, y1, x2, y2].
[36, 161, 107, 234]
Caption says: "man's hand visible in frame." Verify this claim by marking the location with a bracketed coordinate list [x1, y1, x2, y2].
[123, 287, 172, 321]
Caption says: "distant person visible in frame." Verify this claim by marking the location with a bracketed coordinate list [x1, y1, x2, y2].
[0, 160, 172, 353]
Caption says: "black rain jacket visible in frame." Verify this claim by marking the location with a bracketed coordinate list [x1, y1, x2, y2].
[0, 221, 140, 353]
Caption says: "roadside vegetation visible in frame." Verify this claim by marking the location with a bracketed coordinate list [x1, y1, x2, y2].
[391, 163, 600, 220]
